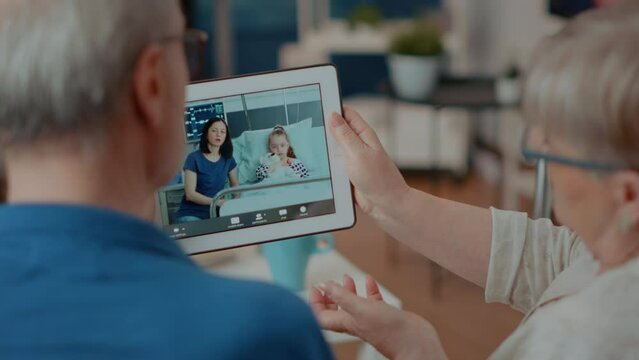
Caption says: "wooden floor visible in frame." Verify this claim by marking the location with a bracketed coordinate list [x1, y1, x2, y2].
[331, 171, 523, 360]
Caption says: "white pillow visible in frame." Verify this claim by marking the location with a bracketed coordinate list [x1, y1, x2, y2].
[285, 126, 330, 178]
[231, 137, 244, 167]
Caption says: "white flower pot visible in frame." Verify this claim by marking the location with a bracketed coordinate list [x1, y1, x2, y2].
[388, 54, 440, 101]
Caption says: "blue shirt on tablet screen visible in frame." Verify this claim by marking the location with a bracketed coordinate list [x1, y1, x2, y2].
[176, 151, 237, 221]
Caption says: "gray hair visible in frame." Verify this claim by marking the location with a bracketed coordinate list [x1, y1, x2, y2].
[523, 1, 639, 168]
[0, 0, 176, 147]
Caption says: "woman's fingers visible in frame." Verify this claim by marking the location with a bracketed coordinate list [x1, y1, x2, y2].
[309, 286, 338, 311]
[309, 286, 356, 334]
[343, 274, 357, 294]
[341, 273, 383, 301]
[365, 275, 384, 301]
[309, 286, 327, 311]
[330, 112, 365, 155]
[310, 286, 336, 310]
[312, 275, 386, 333]
[321, 281, 368, 318]
[342, 106, 382, 149]
[314, 308, 355, 334]
[330, 107, 408, 217]
[329, 108, 383, 153]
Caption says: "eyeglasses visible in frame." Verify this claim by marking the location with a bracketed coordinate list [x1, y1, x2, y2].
[520, 125, 623, 172]
[156, 29, 209, 81]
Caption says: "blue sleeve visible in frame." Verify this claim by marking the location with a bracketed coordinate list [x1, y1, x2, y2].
[255, 287, 335, 360]
[283, 299, 334, 360]
[183, 152, 198, 172]
[171, 274, 334, 360]
[228, 157, 237, 172]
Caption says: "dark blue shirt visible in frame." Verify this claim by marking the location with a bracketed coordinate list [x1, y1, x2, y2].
[176, 151, 237, 220]
[0, 204, 334, 360]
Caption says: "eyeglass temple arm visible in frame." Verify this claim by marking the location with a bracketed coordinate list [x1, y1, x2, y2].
[533, 159, 553, 219]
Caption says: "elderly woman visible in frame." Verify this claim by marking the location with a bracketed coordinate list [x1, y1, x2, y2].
[311, 2, 639, 359]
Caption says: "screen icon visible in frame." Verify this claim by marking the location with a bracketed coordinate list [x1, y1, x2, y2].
[279, 209, 288, 216]
[300, 206, 307, 213]
[230, 217, 240, 225]
[256, 213, 263, 221]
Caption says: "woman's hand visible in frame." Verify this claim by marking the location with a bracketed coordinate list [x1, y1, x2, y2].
[309, 275, 448, 360]
[330, 107, 410, 215]
[215, 198, 226, 207]
[228, 169, 240, 199]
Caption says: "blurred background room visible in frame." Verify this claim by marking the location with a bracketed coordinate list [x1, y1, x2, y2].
[180, 1, 616, 359]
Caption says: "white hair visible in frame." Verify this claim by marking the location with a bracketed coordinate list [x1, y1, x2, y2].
[524, 1, 639, 168]
[0, 0, 176, 147]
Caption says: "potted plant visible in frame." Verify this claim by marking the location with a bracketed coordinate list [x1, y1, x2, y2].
[347, 4, 383, 30]
[388, 22, 444, 100]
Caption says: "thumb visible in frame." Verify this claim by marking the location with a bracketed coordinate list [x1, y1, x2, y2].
[342, 106, 382, 149]
[322, 281, 367, 317]
[330, 112, 365, 155]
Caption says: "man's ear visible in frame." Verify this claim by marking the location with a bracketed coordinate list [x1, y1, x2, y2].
[131, 44, 165, 131]
[611, 170, 639, 205]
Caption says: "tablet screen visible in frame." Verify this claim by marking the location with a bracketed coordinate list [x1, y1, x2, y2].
[158, 83, 335, 239]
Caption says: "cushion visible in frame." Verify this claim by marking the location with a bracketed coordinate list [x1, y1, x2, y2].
[286, 126, 330, 178]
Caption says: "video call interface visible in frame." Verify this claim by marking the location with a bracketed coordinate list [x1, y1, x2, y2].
[158, 84, 336, 239]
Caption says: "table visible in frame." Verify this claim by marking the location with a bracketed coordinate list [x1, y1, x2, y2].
[207, 248, 402, 359]
[388, 76, 502, 110]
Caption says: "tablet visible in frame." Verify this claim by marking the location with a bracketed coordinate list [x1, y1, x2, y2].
[156, 64, 355, 254]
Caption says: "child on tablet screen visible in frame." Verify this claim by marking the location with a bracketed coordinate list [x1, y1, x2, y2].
[256, 125, 309, 182]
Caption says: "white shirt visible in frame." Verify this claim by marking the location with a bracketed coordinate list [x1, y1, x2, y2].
[486, 208, 639, 359]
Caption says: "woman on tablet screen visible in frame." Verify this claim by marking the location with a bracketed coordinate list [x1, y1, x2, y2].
[175, 118, 239, 222]
[311, 3, 639, 359]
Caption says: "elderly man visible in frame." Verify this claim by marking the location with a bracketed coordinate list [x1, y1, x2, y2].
[0, 1, 333, 359]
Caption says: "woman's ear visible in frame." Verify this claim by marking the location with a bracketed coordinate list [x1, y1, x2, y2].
[611, 170, 639, 205]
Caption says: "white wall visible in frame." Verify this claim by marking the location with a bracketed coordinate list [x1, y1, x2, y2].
[187, 85, 321, 120]
[242, 85, 321, 110]
[446, 0, 564, 75]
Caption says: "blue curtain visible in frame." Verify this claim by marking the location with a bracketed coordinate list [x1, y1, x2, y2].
[331, 0, 442, 19]
[184, 0, 442, 84]
[232, 0, 298, 75]
[185, 0, 215, 79]
[184, 0, 297, 77]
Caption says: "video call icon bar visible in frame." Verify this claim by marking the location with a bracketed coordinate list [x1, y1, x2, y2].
[168, 200, 335, 240]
